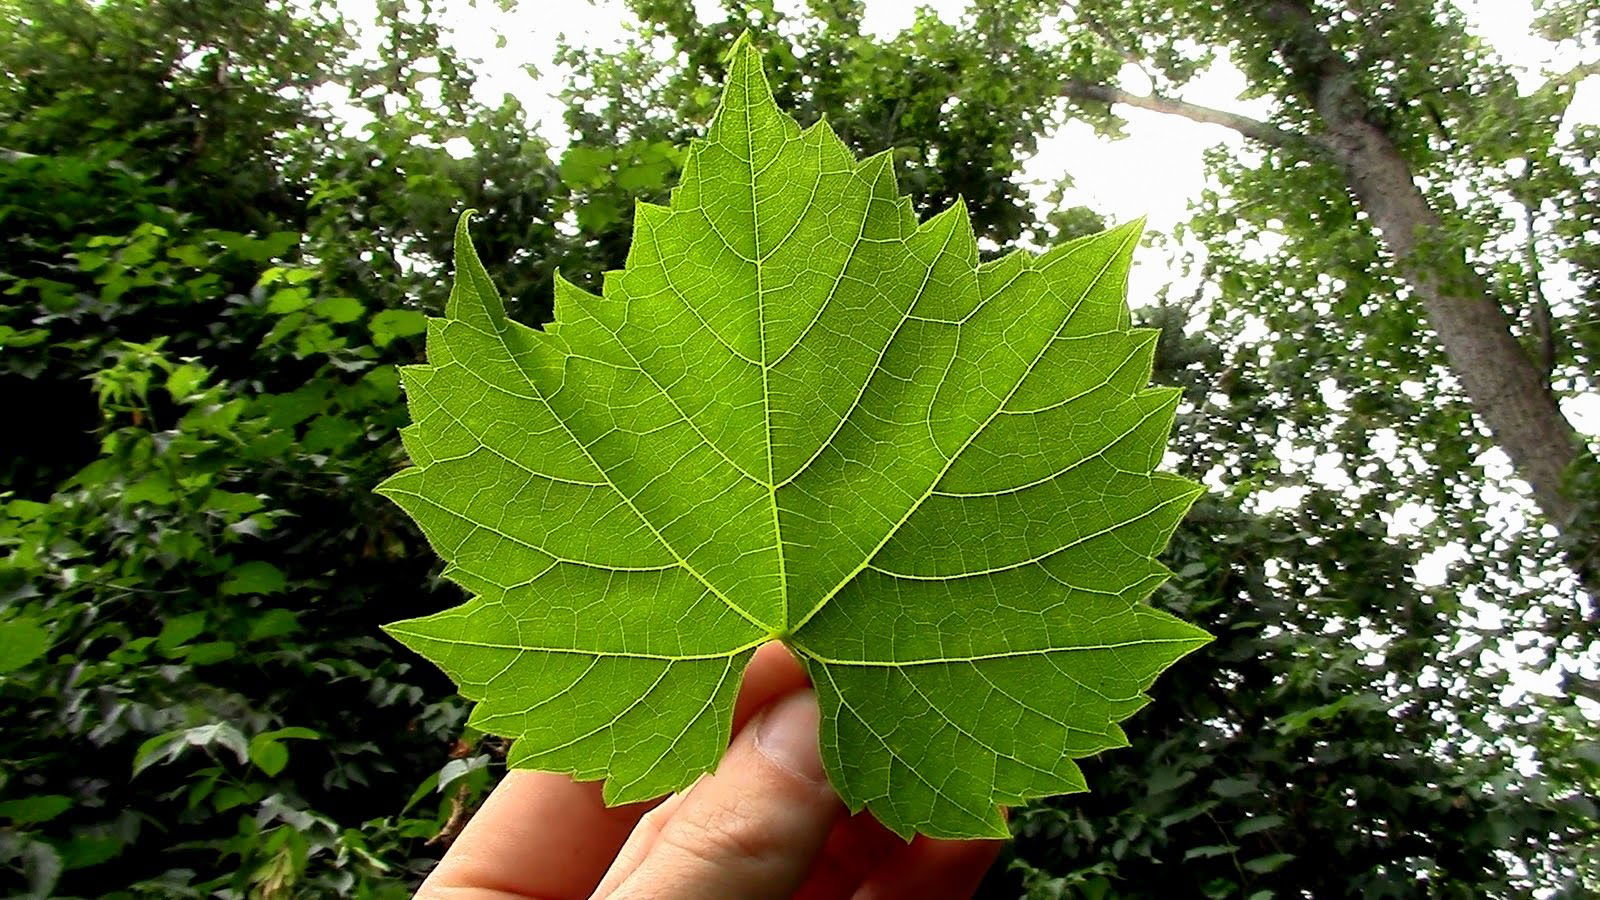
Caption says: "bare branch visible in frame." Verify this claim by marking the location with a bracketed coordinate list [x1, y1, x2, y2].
[1061, 80, 1327, 153]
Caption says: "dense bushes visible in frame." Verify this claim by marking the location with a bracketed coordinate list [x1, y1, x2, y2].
[0, 139, 470, 899]
[0, 2, 536, 893]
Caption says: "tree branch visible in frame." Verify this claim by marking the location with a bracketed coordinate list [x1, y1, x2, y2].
[1061, 80, 1325, 153]
[1076, 9, 1159, 91]
[1523, 198, 1558, 384]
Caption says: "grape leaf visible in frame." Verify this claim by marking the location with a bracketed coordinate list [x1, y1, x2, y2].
[379, 34, 1210, 840]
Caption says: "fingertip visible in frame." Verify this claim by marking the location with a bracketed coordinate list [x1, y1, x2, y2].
[730, 640, 810, 734]
[606, 688, 841, 899]
[753, 689, 827, 783]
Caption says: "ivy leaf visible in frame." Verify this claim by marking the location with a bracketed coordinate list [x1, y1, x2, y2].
[379, 34, 1209, 839]
[0, 619, 50, 673]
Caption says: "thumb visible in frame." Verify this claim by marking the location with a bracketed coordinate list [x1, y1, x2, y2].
[602, 690, 843, 899]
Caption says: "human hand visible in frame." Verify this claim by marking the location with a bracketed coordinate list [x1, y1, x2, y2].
[415, 642, 1003, 899]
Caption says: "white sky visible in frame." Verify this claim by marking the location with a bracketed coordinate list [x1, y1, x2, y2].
[355, 0, 1600, 268]
[409, 0, 1600, 224]
[398, 1, 1600, 455]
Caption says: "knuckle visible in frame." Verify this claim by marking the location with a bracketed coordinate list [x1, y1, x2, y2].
[656, 797, 783, 872]
[635, 800, 675, 836]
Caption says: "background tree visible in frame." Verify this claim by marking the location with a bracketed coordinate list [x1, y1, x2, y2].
[500, 0, 1600, 892]
[0, 0, 587, 893]
[0, 0, 1594, 897]
[1064, 0, 1598, 550]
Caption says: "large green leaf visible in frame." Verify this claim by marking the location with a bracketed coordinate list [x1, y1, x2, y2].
[379, 34, 1209, 839]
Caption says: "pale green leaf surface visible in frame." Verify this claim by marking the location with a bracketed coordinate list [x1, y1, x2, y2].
[380, 34, 1209, 839]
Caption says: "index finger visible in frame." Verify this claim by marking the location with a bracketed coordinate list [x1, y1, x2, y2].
[416, 641, 809, 899]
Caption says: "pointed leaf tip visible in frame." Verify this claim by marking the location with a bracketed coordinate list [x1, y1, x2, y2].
[446, 207, 506, 329]
[718, 29, 777, 114]
[725, 29, 756, 64]
[453, 208, 480, 252]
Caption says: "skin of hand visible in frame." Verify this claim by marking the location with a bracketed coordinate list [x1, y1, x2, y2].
[414, 642, 1003, 899]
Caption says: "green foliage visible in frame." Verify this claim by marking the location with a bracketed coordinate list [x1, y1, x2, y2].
[0, 211, 463, 894]
[1, 0, 1594, 894]
[0, 0, 581, 894]
[590, 1, 1598, 895]
[381, 40, 1205, 839]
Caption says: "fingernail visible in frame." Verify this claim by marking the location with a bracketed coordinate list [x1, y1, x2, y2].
[754, 690, 826, 783]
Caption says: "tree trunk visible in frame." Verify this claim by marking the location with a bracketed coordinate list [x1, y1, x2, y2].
[1253, 0, 1600, 602]
[1061, 1, 1599, 594]
[1259, 0, 1592, 535]
[1323, 114, 1583, 524]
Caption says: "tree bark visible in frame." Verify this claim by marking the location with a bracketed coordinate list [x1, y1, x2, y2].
[1061, 80, 1321, 152]
[1062, 1, 1600, 601]
[1326, 126, 1583, 526]
[1256, 0, 1591, 533]
[1063, 4, 1594, 544]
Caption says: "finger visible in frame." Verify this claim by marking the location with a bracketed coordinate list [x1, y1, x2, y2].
[730, 640, 810, 730]
[594, 642, 811, 896]
[793, 811, 910, 900]
[589, 791, 687, 897]
[851, 834, 1004, 900]
[417, 771, 656, 900]
[418, 641, 807, 899]
[603, 690, 843, 899]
